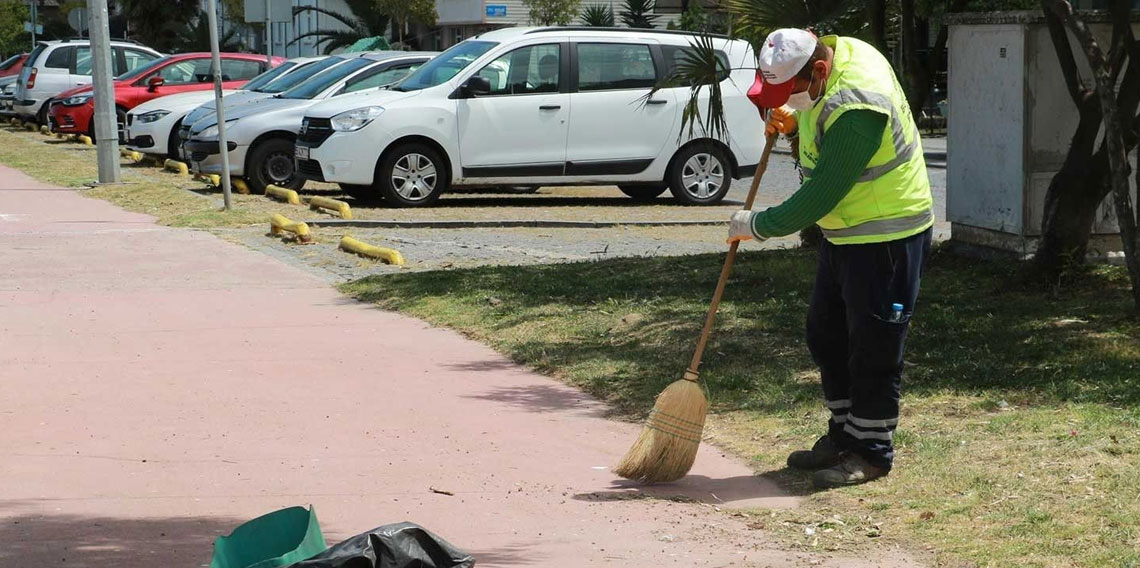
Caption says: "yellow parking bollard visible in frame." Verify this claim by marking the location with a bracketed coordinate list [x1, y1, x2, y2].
[231, 178, 251, 195]
[269, 213, 312, 243]
[308, 196, 353, 219]
[164, 159, 189, 175]
[77, 134, 94, 145]
[265, 184, 301, 205]
[339, 236, 405, 265]
[119, 148, 143, 162]
[39, 125, 51, 136]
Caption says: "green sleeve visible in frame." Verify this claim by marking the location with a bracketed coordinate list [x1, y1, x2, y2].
[751, 110, 888, 238]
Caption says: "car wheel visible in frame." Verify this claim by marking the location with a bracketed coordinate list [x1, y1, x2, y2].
[36, 100, 50, 127]
[618, 185, 667, 201]
[376, 143, 446, 208]
[247, 137, 303, 194]
[167, 119, 183, 159]
[667, 144, 732, 205]
[338, 183, 380, 203]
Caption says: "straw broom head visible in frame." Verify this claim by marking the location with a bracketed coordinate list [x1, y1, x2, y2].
[612, 372, 707, 484]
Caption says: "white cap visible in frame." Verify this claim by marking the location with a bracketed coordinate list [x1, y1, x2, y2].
[758, 28, 818, 85]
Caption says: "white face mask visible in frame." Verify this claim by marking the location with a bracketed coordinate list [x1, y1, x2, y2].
[786, 72, 823, 111]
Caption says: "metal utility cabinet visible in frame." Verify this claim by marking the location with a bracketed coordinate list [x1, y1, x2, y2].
[945, 11, 1139, 256]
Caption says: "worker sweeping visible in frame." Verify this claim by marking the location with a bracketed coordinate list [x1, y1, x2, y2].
[728, 29, 934, 488]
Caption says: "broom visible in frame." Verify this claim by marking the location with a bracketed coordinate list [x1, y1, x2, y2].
[613, 130, 779, 484]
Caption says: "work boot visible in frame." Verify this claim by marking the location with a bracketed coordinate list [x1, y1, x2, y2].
[812, 453, 888, 489]
[786, 434, 844, 471]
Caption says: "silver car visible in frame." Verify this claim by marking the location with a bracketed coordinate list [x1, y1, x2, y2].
[183, 51, 433, 193]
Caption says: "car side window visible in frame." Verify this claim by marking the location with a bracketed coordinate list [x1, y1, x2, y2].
[44, 47, 73, 70]
[475, 44, 560, 96]
[343, 63, 422, 94]
[577, 43, 657, 91]
[123, 49, 160, 74]
[156, 60, 206, 85]
[659, 45, 730, 84]
[220, 59, 263, 82]
[75, 47, 93, 75]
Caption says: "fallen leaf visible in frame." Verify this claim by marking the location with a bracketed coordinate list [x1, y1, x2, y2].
[919, 511, 935, 521]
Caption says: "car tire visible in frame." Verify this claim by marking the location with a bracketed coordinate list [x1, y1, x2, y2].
[618, 185, 667, 200]
[667, 144, 733, 205]
[246, 137, 303, 194]
[167, 119, 183, 159]
[375, 142, 446, 208]
[338, 183, 381, 203]
[36, 100, 50, 127]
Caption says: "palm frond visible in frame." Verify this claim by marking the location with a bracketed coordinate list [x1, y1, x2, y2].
[291, 5, 363, 29]
[725, 0, 866, 45]
[580, 4, 615, 26]
[643, 33, 730, 141]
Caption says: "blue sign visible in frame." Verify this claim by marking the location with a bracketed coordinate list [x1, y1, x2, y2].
[486, 4, 507, 17]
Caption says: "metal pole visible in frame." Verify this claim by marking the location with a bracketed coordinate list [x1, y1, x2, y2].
[30, 0, 37, 47]
[265, 0, 273, 67]
[87, 0, 120, 184]
[207, 0, 233, 210]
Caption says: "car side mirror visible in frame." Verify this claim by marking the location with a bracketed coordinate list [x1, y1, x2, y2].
[147, 76, 165, 92]
[461, 76, 491, 98]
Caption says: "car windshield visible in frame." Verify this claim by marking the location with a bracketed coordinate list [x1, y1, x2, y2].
[279, 57, 373, 100]
[390, 40, 496, 92]
[116, 55, 173, 81]
[258, 56, 344, 94]
[240, 60, 297, 91]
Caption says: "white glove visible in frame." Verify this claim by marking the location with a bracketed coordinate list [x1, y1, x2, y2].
[728, 210, 765, 244]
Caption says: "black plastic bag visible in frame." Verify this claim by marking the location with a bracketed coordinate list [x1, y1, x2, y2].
[286, 522, 475, 568]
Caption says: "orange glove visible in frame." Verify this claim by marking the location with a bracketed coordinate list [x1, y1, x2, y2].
[765, 105, 797, 136]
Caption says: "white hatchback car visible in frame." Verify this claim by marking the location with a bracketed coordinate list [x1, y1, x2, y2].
[295, 27, 766, 207]
[14, 39, 162, 124]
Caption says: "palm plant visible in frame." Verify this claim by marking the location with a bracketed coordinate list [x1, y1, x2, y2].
[620, 0, 659, 28]
[580, 4, 616, 26]
[289, 0, 390, 54]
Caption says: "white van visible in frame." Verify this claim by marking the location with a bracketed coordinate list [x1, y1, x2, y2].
[293, 27, 765, 206]
[14, 39, 163, 124]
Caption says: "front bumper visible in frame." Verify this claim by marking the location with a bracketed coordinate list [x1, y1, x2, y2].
[50, 101, 92, 134]
[184, 139, 238, 156]
[300, 128, 391, 186]
[187, 142, 249, 177]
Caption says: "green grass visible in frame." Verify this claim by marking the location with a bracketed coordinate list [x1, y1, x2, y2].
[342, 247, 1140, 567]
[0, 127, 284, 228]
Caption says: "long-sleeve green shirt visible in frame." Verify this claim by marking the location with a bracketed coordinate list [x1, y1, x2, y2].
[752, 109, 888, 238]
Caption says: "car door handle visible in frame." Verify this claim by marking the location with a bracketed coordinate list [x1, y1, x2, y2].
[539, 104, 561, 110]
[646, 99, 668, 105]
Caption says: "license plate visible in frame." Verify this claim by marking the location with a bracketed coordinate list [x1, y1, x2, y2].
[294, 146, 309, 160]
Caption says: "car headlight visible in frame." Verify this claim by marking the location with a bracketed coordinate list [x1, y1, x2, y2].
[62, 93, 93, 106]
[196, 119, 238, 140]
[136, 110, 171, 124]
[330, 106, 384, 132]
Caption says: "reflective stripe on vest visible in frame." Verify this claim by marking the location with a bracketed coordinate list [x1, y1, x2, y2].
[799, 88, 920, 183]
[819, 209, 932, 239]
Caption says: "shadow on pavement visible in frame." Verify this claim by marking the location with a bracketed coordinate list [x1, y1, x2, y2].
[459, 382, 610, 417]
[573, 472, 795, 508]
[0, 506, 244, 567]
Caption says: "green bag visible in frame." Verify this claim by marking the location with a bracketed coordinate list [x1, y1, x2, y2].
[210, 506, 328, 568]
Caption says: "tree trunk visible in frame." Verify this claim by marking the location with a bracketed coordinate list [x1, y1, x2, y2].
[867, 0, 888, 55]
[899, 0, 928, 119]
[1045, 0, 1140, 308]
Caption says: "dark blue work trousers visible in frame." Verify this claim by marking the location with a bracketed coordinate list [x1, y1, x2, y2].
[805, 227, 932, 470]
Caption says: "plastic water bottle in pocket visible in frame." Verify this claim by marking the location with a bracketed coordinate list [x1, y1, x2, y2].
[889, 303, 905, 323]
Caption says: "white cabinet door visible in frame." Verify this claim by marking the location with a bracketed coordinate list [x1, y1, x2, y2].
[456, 43, 569, 177]
[565, 42, 677, 174]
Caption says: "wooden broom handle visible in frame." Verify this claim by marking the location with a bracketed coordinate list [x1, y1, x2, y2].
[685, 132, 779, 380]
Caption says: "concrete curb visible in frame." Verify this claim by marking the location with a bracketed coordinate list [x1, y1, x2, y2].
[305, 218, 726, 229]
[164, 159, 189, 175]
[266, 184, 301, 205]
[339, 235, 404, 265]
[269, 213, 312, 243]
[308, 196, 352, 219]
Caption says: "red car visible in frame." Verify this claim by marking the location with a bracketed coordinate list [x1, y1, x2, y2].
[0, 53, 27, 78]
[49, 52, 284, 136]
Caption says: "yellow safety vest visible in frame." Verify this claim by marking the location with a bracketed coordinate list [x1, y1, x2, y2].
[797, 36, 934, 245]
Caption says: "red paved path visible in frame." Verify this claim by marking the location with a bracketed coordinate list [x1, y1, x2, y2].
[0, 167, 919, 567]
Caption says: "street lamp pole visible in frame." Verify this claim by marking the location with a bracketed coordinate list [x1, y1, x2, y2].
[86, 0, 120, 184]
[207, 0, 234, 210]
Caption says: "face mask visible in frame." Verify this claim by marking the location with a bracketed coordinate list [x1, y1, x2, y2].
[786, 71, 823, 111]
